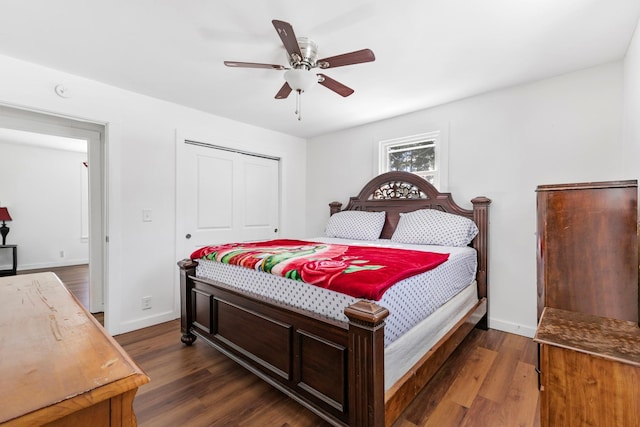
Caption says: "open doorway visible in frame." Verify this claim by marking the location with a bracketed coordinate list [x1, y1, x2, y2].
[0, 105, 106, 317]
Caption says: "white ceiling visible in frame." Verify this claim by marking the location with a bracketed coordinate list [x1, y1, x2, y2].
[0, 0, 638, 139]
[0, 128, 87, 153]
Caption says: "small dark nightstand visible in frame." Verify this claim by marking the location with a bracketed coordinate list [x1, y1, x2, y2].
[0, 245, 17, 276]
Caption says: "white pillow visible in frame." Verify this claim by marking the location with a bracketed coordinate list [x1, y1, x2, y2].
[325, 211, 386, 241]
[391, 209, 478, 247]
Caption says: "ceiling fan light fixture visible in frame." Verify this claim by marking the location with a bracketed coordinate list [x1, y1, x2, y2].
[284, 69, 317, 93]
[224, 20, 375, 121]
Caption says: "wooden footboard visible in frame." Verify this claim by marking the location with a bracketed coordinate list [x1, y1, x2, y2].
[179, 261, 485, 426]
[179, 259, 390, 426]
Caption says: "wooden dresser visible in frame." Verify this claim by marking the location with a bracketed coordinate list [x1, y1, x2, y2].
[534, 307, 640, 427]
[536, 180, 638, 322]
[0, 272, 149, 426]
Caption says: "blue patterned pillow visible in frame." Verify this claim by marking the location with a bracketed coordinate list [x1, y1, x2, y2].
[325, 211, 386, 241]
[391, 209, 478, 247]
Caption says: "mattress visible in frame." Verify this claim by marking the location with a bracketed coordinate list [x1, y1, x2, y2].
[195, 237, 478, 348]
[384, 281, 478, 390]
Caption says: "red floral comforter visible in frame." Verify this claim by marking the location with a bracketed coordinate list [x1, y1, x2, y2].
[190, 239, 449, 301]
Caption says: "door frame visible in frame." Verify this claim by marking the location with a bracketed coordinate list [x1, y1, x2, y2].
[0, 104, 107, 314]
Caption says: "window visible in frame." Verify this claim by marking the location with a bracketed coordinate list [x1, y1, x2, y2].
[379, 131, 442, 188]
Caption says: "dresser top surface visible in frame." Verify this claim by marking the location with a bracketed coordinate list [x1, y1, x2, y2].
[534, 307, 640, 367]
[535, 179, 638, 192]
[0, 272, 149, 424]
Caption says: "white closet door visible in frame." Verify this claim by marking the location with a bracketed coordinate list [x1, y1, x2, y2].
[241, 156, 280, 242]
[177, 140, 280, 254]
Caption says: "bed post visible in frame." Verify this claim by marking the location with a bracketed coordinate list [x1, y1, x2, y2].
[178, 259, 198, 345]
[471, 196, 491, 330]
[344, 301, 389, 427]
[329, 201, 342, 216]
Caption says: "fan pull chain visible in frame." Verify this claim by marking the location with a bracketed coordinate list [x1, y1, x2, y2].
[295, 90, 303, 121]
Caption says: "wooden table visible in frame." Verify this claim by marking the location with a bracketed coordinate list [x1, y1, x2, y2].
[534, 307, 640, 427]
[0, 244, 17, 276]
[0, 272, 149, 426]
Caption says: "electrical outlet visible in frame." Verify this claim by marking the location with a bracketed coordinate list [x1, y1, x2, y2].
[141, 296, 152, 310]
[59, 250, 65, 258]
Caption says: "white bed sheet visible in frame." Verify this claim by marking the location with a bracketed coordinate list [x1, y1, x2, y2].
[195, 237, 477, 347]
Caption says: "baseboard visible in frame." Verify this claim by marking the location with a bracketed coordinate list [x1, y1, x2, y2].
[489, 317, 537, 338]
[114, 309, 179, 335]
[115, 313, 537, 339]
[15, 259, 89, 271]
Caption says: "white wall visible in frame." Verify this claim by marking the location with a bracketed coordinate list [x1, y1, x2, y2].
[1, 37, 634, 339]
[623, 17, 640, 180]
[0, 54, 307, 335]
[306, 62, 625, 337]
[0, 141, 88, 269]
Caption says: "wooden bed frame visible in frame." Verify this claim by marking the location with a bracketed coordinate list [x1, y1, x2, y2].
[178, 171, 491, 426]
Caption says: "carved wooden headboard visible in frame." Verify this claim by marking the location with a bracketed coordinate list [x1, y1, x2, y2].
[329, 171, 491, 299]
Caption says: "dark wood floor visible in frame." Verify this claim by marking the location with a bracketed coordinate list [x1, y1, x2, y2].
[19, 265, 541, 426]
[115, 321, 540, 427]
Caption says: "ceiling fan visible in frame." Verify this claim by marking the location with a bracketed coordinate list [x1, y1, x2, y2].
[224, 19, 375, 120]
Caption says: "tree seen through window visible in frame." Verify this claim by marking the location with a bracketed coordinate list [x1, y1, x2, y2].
[387, 141, 435, 183]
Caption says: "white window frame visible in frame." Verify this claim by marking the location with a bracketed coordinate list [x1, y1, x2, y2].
[378, 130, 447, 190]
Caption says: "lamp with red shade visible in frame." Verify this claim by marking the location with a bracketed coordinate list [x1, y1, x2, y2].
[0, 207, 12, 246]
